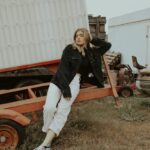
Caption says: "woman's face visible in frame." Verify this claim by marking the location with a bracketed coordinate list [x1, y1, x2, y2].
[75, 31, 85, 47]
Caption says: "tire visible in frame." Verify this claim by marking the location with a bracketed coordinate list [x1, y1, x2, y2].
[0, 119, 25, 149]
[140, 80, 150, 88]
[142, 88, 150, 95]
[139, 80, 150, 95]
[15, 79, 45, 100]
[118, 86, 133, 98]
[15, 79, 43, 88]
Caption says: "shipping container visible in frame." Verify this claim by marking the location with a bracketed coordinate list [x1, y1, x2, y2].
[108, 8, 150, 72]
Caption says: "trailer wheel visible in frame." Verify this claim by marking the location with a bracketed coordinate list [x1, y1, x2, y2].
[119, 86, 133, 98]
[15, 79, 43, 88]
[0, 119, 25, 149]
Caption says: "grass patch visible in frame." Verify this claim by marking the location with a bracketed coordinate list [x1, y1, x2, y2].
[18, 96, 150, 150]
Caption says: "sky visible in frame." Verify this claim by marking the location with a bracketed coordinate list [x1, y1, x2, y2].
[86, 0, 150, 20]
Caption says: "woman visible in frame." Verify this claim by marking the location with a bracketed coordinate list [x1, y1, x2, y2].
[34, 28, 111, 150]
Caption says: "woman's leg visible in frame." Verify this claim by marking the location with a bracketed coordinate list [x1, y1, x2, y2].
[42, 83, 61, 133]
[49, 74, 80, 136]
[37, 83, 61, 148]
[34, 74, 80, 149]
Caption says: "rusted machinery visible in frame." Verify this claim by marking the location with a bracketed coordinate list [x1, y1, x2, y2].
[104, 51, 135, 97]
[132, 56, 150, 95]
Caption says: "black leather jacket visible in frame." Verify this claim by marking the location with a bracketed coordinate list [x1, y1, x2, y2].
[51, 38, 111, 98]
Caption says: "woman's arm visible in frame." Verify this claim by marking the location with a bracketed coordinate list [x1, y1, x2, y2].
[52, 45, 72, 98]
[90, 37, 111, 55]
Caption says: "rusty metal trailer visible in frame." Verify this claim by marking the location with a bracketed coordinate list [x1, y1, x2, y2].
[0, 56, 121, 149]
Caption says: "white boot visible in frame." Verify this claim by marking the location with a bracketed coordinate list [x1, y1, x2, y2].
[33, 145, 51, 150]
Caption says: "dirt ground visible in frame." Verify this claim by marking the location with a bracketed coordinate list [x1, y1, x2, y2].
[18, 95, 150, 150]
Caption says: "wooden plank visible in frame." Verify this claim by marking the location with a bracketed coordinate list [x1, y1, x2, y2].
[103, 56, 121, 107]
[0, 82, 50, 95]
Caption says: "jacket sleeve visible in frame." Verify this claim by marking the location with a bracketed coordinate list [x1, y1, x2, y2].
[90, 37, 111, 55]
[53, 45, 72, 98]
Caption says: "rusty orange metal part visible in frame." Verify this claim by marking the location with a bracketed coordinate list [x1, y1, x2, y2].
[0, 55, 121, 149]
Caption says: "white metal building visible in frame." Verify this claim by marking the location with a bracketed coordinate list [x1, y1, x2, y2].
[0, 0, 88, 69]
[108, 8, 150, 71]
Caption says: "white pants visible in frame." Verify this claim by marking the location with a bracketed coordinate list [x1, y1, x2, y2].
[42, 74, 81, 136]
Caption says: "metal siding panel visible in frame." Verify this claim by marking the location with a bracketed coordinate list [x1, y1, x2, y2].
[0, 0, 88, 69]
[108, 8, 150, 27]
[108, 20, 150, 71]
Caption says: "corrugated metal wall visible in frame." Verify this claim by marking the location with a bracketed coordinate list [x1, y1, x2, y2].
[0, 0, 88, 69]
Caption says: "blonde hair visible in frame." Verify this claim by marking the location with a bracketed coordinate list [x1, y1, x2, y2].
[72, 28, 91, 56]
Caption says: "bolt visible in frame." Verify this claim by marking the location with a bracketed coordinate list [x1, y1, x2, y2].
[0, 136, 6, 143]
